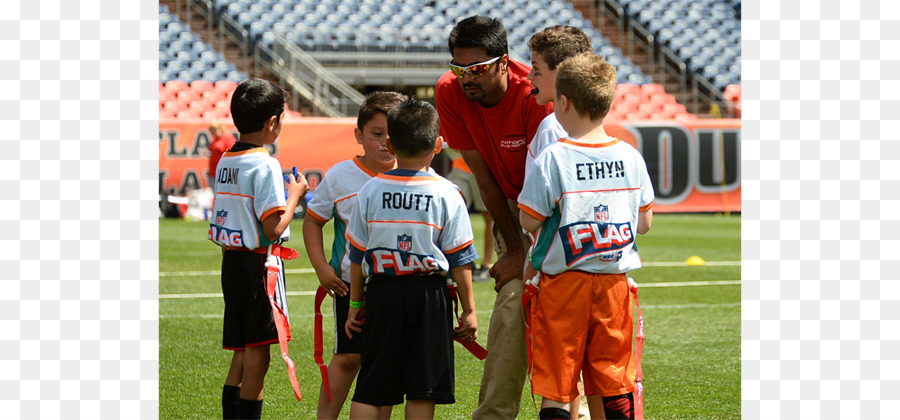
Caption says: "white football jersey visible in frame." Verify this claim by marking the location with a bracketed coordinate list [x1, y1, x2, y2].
[305, 157, 378, 282]
[518, 138, 654, 275]
[525, 112, 566, 178]
[346, 169, 478, 277]
[208, 146, 290, 250]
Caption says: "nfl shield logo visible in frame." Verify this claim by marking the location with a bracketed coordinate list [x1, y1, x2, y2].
[216, 209, 228, 226]
[397, 234, 412, 251]
[594, 204, 609, 222]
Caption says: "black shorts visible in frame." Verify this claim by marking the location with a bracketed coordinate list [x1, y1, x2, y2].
[351, 274, 455, 406]
[333, 282, 362, 354]
[221, 250, 289, 350]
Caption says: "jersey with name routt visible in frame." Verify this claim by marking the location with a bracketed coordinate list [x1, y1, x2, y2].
[346, 169, 477, 277]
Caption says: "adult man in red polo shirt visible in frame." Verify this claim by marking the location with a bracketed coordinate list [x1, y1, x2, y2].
[435, 15, 553, 419]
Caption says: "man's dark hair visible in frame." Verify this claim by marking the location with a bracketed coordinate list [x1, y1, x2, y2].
[230, 78, 287, 134]
[357, 91, 409, 131]
[528, 25, 593, 70]
[448, 15, 508, 58]
[387, 98, 440, 158]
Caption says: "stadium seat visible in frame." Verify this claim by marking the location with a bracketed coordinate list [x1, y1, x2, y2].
[215, 80, 239, 93]
[202, 108, 230, 120]
[724, 84, 741, 101]
[160, 108, 180, 120]
[649, 93, 676, 105]
[164, 80, 190, 93]
[638, 102, 663, 115]
[176, 109, 203, 119]
[189, 80, 215, 93]
[640, 83, 665, 98]
[162, 100, 186, 112]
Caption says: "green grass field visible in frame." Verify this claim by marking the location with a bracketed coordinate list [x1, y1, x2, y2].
[160, 213, 740, 419]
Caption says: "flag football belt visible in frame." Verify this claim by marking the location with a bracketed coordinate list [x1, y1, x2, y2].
[226, 243, 300, 260]
[313, 286, 332, 402]
[445, 279, 488, 360]
[262, 244, 302, 401]
[521, 275, 645, 420]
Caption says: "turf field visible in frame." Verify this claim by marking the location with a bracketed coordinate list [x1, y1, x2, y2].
[160, 213, 740, 419]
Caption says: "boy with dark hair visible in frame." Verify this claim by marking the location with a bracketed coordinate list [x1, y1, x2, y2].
[344, 98, 479, 420]
[303, 91, 407, 420]
[517, 54, 653, 420]
[436, 15, 554, 419]
[208, 78, 309, 420]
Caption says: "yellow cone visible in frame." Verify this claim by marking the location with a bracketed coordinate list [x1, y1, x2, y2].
[685, 256, 706, 266]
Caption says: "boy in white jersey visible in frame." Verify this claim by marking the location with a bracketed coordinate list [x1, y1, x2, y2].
[303, 91, 407, 420]
[525, 26, 595, 420]
[344, 98, 478, 419]
[517, 54, 653, 420]
[208, 78, 308, 419]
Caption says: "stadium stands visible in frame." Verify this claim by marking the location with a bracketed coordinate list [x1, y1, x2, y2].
[210, 0, 656, 86]
[159, 4, 249, 84]
[622, 0, 740, 92]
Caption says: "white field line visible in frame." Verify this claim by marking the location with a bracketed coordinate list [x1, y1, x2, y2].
[159, 261, 740, 277]
[160, 279, 740, 300]
[160, 300, 741, 319]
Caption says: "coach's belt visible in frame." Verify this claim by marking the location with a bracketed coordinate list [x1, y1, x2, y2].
[226, 243, 300, 260]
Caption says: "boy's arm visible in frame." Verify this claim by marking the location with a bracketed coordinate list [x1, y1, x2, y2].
[262, 172, 308, 241]
[302, 214, 348, 297]
[449, 264, 477, 343]
[344, 262, 366, 339]
[637, 208, 653, 234]
[460, 149, 525, 292]
[519, 209, 544, 233]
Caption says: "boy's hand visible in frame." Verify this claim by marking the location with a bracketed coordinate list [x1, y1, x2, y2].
[489, 250, 525, 292]
[284, 166, 309, 198]
[344, 307, 364, 339]
[522, 263, 538, 287]
[454, 310, 477, 343]
[318, 266, 348, 297]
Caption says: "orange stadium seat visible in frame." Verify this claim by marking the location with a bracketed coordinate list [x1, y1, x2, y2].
[202, 89, 227, 102]
[202, 109, 230, 120]
[164, 80, 189, 93]
[160, 108, 179, 120]
[215, 80, 239, 93]
[662, 103, 687, 115]
[612, 101, 639, 115]
[188, 100, 212, 112]
[638, 102, 663, 115]
[162, 100, 186, 112]
[724, 84, 741, 102]
[625, 111, 651, 121]
[640, 83, 665, 98]
[189, 80, 215, 94]
[159, 89, 176, 105]
[176, 109, 202, 119]
[214, 99, 231, 110]
[674, 112, 698, 121]
[649, 93, 676, 105]
[176, 90, 201, 103]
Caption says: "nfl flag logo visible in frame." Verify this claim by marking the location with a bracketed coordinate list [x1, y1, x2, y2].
[216, 209, 228, 226]
[594, 204, 609, 222]
[397, 234, 412, 251]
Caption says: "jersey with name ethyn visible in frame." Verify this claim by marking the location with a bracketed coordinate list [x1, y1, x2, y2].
[518, 138, 654, 275]
[346, 169, 478, 278]
[208, 146, 290, 250]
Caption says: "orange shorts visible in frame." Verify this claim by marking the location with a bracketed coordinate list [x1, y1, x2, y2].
[529, 271, 635, 402]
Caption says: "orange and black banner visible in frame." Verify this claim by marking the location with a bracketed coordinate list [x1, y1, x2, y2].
[160, 118, 740, 213]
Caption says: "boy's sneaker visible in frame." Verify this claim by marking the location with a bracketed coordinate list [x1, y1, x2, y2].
[472, 265, 491, 282]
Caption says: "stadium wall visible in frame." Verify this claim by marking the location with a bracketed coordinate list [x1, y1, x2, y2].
[159, 118, 741, 213]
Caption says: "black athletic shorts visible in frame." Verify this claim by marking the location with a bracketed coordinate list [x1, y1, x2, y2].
[333, 282, 362, 354]
[221, 249, 289, 350]
[351, 274, 455, 406]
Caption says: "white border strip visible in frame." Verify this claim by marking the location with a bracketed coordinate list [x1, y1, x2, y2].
[158, 262, 741, 277]
[160, 280, 740, 299]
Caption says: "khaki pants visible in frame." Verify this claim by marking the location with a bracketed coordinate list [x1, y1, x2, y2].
[473, 200, 529, 420]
